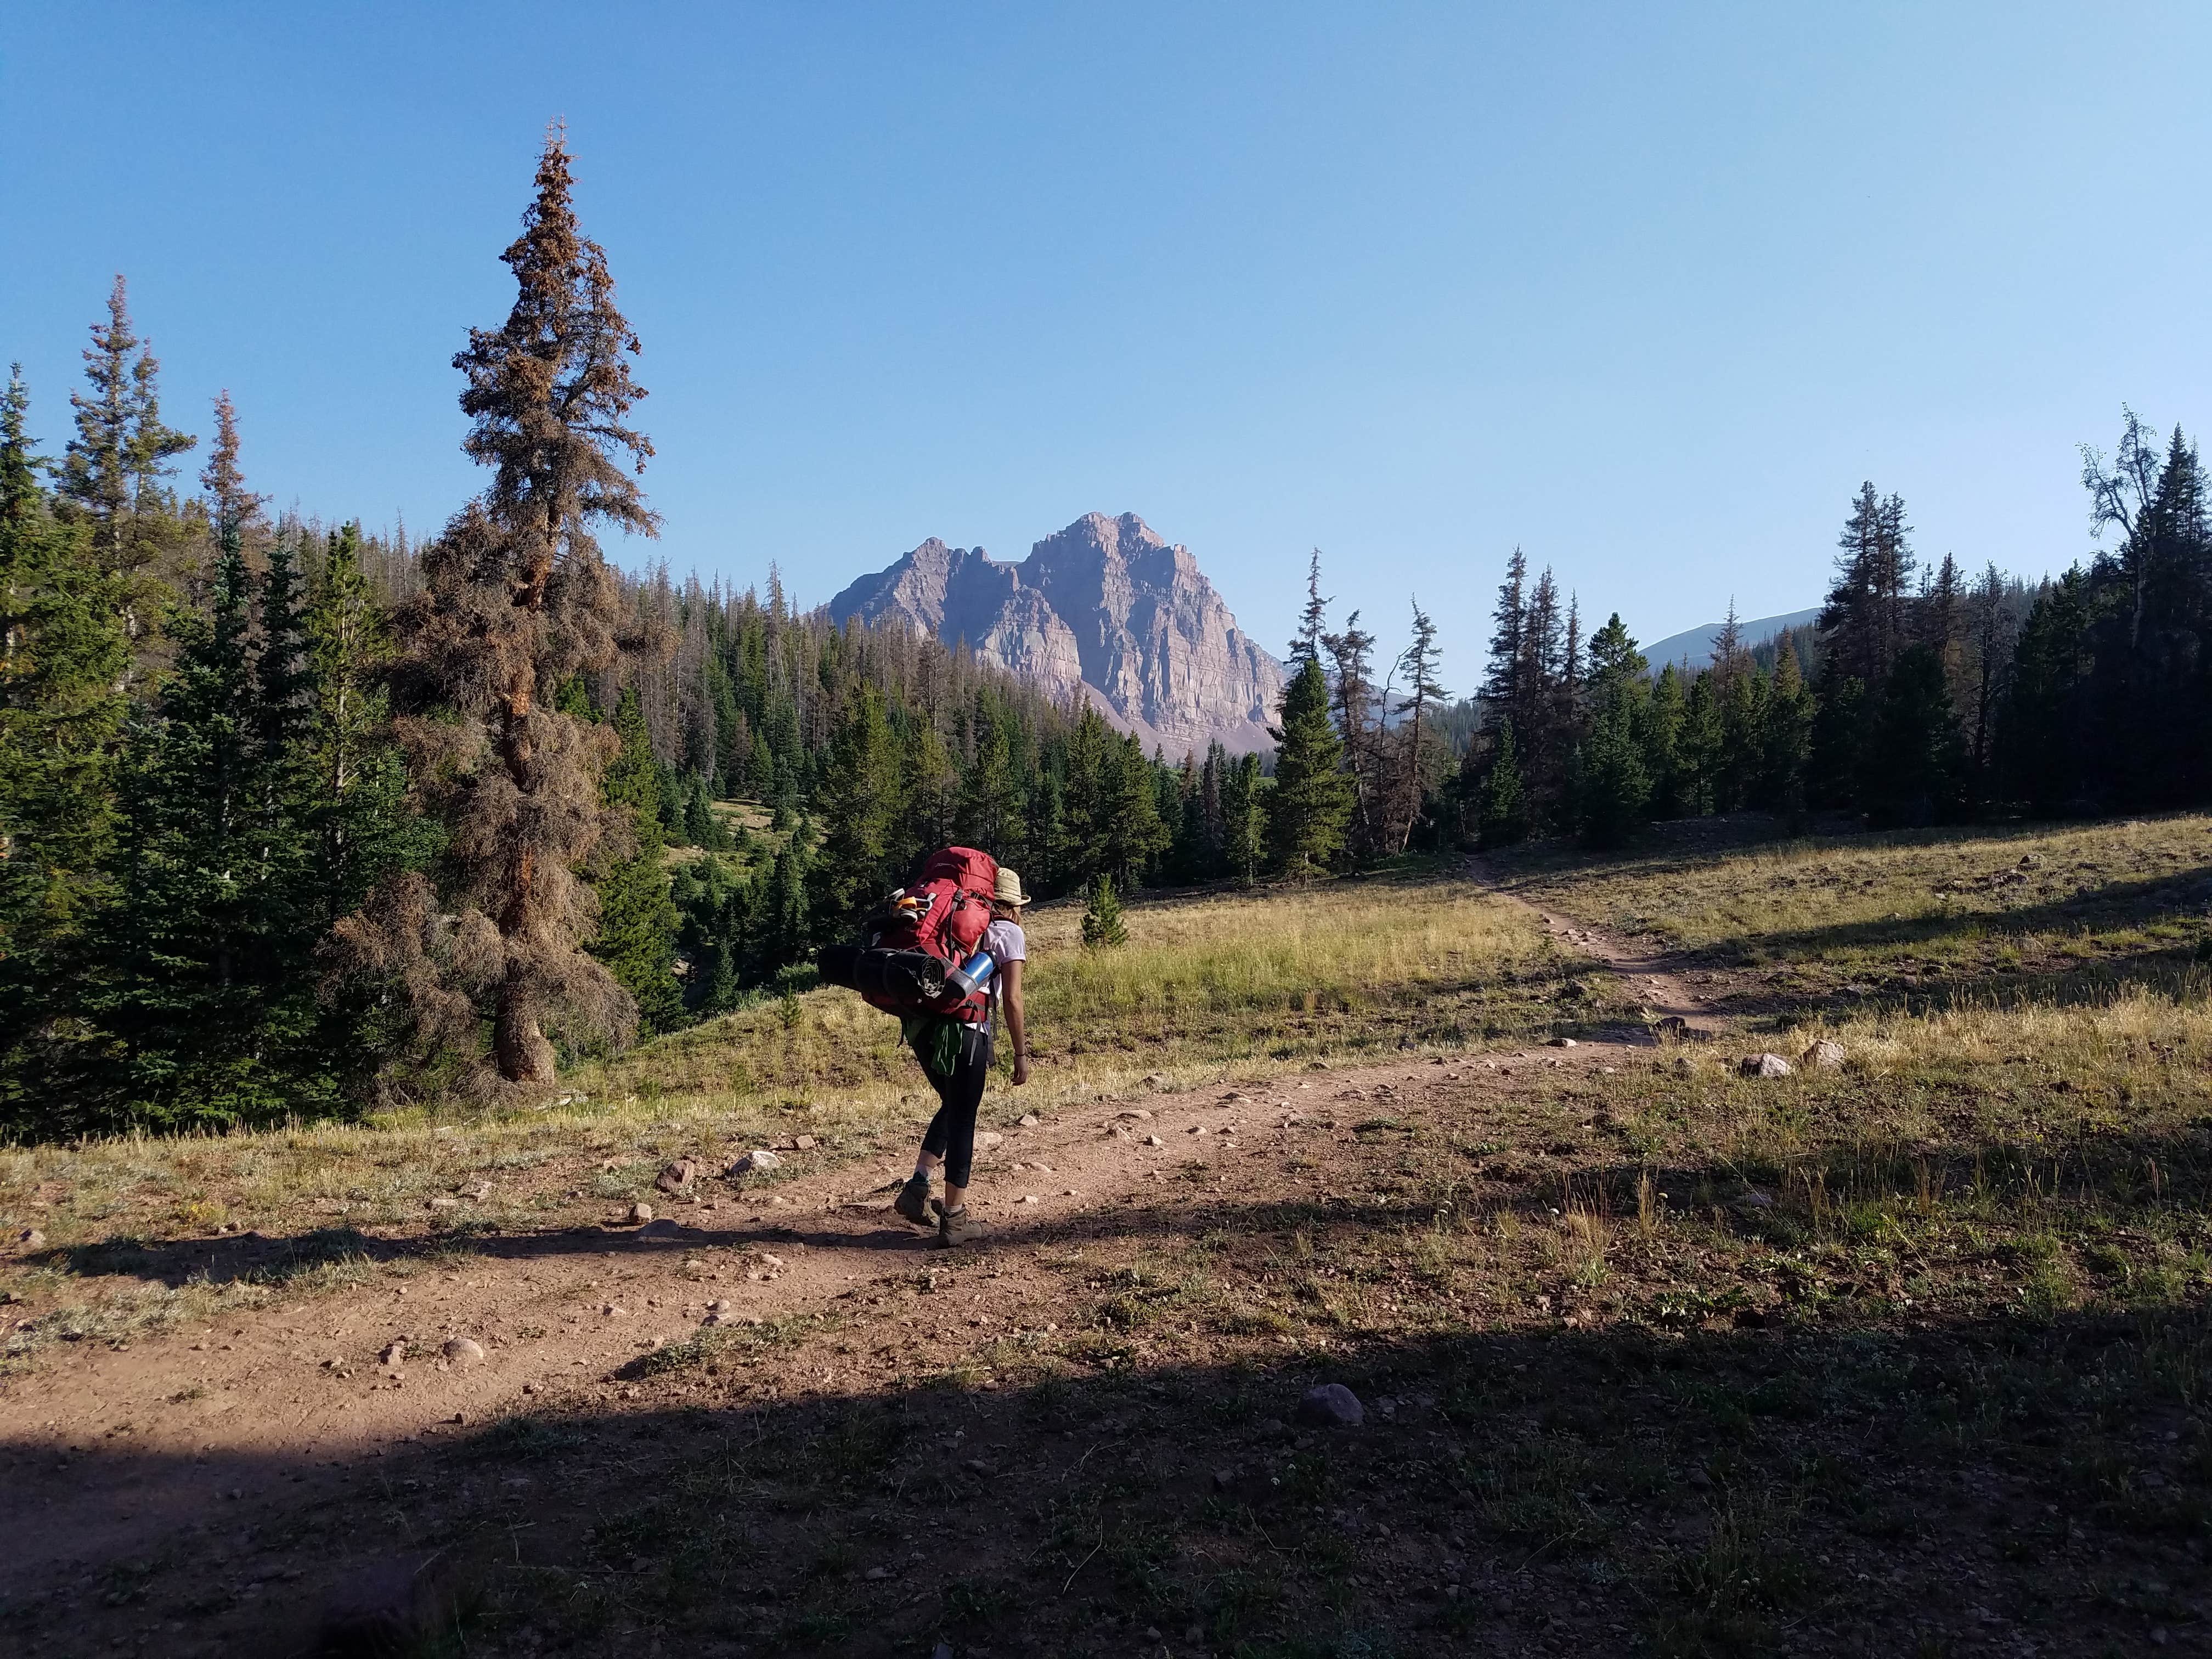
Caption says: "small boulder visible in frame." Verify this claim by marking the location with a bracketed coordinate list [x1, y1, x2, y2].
[654, 1159, 699, 1196]
[1144, 1135, 1165, 1147]
[317, 1551, 460, 1658]
[1549, 1036, 1578, 1049]
[1740, 1052, 1795, 1079]
[379, 1340, 407, 1367]
[726, 1149, 781, 1178]
[1018, 1113, 1040, 1127]
[1801, 1040, 1846, 1072]
[425, 1197, 460, 1211]
[441, 1337, 485, 1369]
[794, 1135, 816, 1151]
[978, 1131, 1004, 1150]
[16, 1228, 44, 1250]
[635, 1218, 687, 1241]
[1296, 1383, 1365, 1429]
[626, 1201, 655, 1224]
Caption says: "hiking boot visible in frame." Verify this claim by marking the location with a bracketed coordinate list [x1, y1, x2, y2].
[894, 1172, 934, 1228]
[931, 1199, 974, 1249]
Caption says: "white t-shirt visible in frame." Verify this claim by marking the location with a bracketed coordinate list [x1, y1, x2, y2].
[971, 917, 1026, 1031]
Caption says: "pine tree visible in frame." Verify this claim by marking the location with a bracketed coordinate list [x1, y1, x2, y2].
[331, 130, 661, 1092]
[1483, 548, 1528, 715]
[0, 368, 127, 929]
[899, 716, 958, 870]
[1080, 872, 1128, 949]
[0, 369, 133, 1133]
[1266, 657, 1351, 877]
[1389, 600, 1447, 852]
[1221, 751, 1266, 885]
[1865, 645, 1966, 826]
[1998, 569, 2093, 812]
[958, 712, 1023, 858]
[93, 512, 328, 1127]
[1641, 664, 1687, 818]
[1477, 719, 1529, 848]
[1321, 611, 1380, 856]
[55, 277, 196, 580]
[1756, 647, 1813, 812]
[1291, 549, 1330, 665]
[1576, 699, 1649, 847]
[590, 689, 684, 1033]
[1963, 562, 2015, 788]
[1198, 741, 1228, 876]
[1099, 733, 1170, 885]
[1056, 706, 1118, 887]
[1578, 614, 1649, 851]
[764, 838, 808, 969]
[305, 523, 411, 922]
[1820, 482, 1916, 690]
[810, 684, 902, 927]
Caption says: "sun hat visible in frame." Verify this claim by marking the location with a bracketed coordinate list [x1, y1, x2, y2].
[993, 867, 1031, 908]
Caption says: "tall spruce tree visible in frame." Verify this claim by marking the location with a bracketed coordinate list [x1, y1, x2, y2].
[0, 369, 133, 1133]
[331, 130, 661, 1092]
[1221, 751, 1266, 885]
[306, 523, 413, 923]
[1576, 615, 1649, 846]
[590, 688, 683, 1032]
[55, 278, 197, 582]
[810, 684, 902, 926]
[1477, 719, 1529, 848]
[1389, 600, 1447, 852]
[1321, 610, 1380, 856]
[1267, 656, 1351, 877]
[1865, 645, 1966, 826]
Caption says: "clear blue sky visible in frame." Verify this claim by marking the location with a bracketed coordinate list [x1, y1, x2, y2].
[7, 3, 2210, 689]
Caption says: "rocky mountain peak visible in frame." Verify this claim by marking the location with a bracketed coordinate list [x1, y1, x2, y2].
[828, 514, 1283, 754]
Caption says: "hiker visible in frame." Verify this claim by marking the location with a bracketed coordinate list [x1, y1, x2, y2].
[894, 866, 1031, 1246]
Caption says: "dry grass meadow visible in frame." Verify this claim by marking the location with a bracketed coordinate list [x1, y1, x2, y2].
[7, 820, 2212, 1656]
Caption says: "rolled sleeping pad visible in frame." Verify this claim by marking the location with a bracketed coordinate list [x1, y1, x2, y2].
[820, 944, 950, 1003]
[817, 943, 864, 989]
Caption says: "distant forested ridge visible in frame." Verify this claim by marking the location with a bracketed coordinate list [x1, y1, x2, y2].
[3, 136, 2203, 1141]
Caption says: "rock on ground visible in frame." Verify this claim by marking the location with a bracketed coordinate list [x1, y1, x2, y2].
[1740, 1052, 1795, 1078]
[317, 1551, 460, 1658]
[1802, 1039, 1846, 1071]
[1295, 1383, 1366, 1429]
[441, 1337, 484, 1368]
[727, 1149, 781, 1178]
[626, 1201, 654, 1224]
[654, 1159, 699, 1195]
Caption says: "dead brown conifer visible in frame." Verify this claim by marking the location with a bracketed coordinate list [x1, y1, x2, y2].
[330, 127, 662, 1096]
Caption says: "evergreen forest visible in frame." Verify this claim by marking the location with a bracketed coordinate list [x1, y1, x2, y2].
[4, 134, 2206, 1142]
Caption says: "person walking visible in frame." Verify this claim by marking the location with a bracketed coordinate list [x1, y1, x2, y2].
[894, 866, 1031, 1246]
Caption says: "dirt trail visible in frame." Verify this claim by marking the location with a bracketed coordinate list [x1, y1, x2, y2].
[1468, 856, 1725, 1038]
[0, 1041, 1645, 1649]
[0, 873, 1714, 1648]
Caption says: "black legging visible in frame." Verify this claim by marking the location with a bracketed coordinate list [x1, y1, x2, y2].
[919, 1025, 993, 1189]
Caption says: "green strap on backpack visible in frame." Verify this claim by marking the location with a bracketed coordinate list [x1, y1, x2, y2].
[901, 1013, 964, 1080]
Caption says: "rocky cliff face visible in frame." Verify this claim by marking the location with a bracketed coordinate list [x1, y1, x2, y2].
[827, 514, 1284, 754]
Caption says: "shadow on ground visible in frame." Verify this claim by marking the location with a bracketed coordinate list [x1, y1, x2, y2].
[6, 1292, 2209, 1658]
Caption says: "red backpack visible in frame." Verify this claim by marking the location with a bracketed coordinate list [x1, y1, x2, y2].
[822, 847, 999, 1023]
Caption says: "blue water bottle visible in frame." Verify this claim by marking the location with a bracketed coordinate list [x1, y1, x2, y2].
[946, 950, 995, 998]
